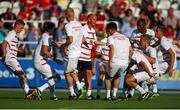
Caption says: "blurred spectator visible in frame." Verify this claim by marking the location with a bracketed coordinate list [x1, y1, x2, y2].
[109, 0, 123, 27]
[57, 0, 69, 10]
[84, 0, 98, 12]
[121, 18, 137, 38]
[48, 1, 63, 18]
[130, 2, 140, 18]
[138, 10, 151, 27]
[18, 7, 33, 20]
[141, 0, 153, 10]
[69, 0, 83, 20]
[96, 9, 109, 31]
[27, 25, 40, 56]
[79, 9, 88, 22]
[164, 25, 175, 38]
[144, 4, 157, 27]
[54, 18, 65, 58]
[122, 8, 134, 24]
[39, 0, 52, 18]
[163, 7, 178, 29]
[154, 9, 164, 26]
[21, 0, 38, 11]
[0, 8, 17, 29]
[0, 20, 7, 37]
[176, 19, 180, 40]
[118, 0, 128, 9]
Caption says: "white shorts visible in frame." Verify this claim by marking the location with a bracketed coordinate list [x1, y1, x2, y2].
[99, 62, 109, 73]
[133, 71, 151, 83]
[159, 62, 169, 75]
[5, 58, 23, 72]
[34, 61, 58, 79]
[64, 57, 79, 74]
[108, 64, 127, 78]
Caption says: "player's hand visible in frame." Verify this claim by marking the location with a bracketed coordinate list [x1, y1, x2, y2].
[168, 68, 174, 77]
[18, 48, 24, 53]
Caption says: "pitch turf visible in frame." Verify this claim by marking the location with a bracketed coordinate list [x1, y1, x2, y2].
[0, 90, 180, 109]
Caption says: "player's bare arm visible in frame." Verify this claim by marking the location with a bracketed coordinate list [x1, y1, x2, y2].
[108, 44, 114, 69]
[167, 48, 175, 77]
[139, 61, 155, 78]
[1, 40, 8, 61]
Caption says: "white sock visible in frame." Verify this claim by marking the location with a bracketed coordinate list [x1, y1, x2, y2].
[87, 90, 91, 96]
[38, 83, 50, 92]
[113, 88, 118, 97]
[135, 85, 146, 94]
[50, 85, 55, 97]
[22, 83, 30, 94]
[144, 83, 149, 92]
[97, 86, 101, 96]
[152, 84, 158, 93]
[106, 90, 111, 98]
[129, 88, 135, 96]
[69, 86, 75, 96]
[76, 81, 82, 90]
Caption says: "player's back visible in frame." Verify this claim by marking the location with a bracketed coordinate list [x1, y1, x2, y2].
[109, 32, 130, 66]
[65, 21, 83, 58]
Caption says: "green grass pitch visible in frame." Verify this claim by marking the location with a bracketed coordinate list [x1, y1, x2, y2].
[0, 90, 180, 109]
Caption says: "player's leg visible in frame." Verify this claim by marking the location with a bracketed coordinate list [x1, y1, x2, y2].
[111, 73, 120, 100]
[49, 85, 58, 100]
[96, 64, 105, 99]
[105, 74, 112, 100]
[85, 69, 94, 100]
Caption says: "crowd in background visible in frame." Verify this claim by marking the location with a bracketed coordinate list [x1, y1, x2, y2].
[0, 0, 179, 58]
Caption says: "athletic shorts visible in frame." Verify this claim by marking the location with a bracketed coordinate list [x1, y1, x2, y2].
[133, 71, 151, 83]
[5, 58, 23, 72]
[78, 60, 92, 71]
[107, 64, 127, 78]
[158, 62, 169, 75]
[99, 62, 109, 74]
[34, 61, 58, 79]
[64, 57, 79, 74]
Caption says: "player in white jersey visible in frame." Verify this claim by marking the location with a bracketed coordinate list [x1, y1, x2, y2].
[1, 19, 33, 99]
[104, 22, 131, 100]
[155, 26, 179, 77]
[96, 37, 109, 99]
[140, 34, 160, 96]
[125, 50, 157, 101]
[32, 22, 61, 100]
[63, 8, 85, 100]
[130, 18, 156, 50]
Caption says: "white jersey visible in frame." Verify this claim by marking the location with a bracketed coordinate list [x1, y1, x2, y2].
[33, 33, 52, 64]
[145, 46, 159, 70]
[131, 51, 154, 73]
[160, 37, 177, 69]
[4, 30, 19, 59]
[107, 32, 130, 66]
[79, 24, 97, 61]
[130, 29, 155, 50]
[65, 20, 83, 58]
[96, 38, 109, 63]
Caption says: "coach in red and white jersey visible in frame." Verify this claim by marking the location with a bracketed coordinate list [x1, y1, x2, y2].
[105, 22, 131, 100]
[78, 14, 97, 100]
[1, 19, 32, 99]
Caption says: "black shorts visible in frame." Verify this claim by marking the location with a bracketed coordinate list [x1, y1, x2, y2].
[78, 60, 92, 71]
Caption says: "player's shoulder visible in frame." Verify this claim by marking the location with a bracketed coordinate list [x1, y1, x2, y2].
[7, 30, 16, 37]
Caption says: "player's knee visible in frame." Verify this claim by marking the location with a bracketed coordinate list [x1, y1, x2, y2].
[126, 76, 133, 86]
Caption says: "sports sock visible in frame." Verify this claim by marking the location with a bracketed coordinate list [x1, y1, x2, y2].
[106, 90, 111, 98]
[38, 83, 49, 92]
[129, 88, 135, 96]
[113, 88, 118, 97]
[135, 85, 146, 95]
[152, 84, 158, 93]
[76, 81, 82, 90]
[144, 83, 149, 92]
[50, 85, 55, 97]
[22, 83, 30, 94]
[69, 86, 75, 96]
[87, 90, 92, 96]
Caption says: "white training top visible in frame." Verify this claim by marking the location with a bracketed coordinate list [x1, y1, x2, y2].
[79, 24, 97, 61]
[96, 38, 109, 63]
[107, 32, 130, 66]
[65, 20, 83, 58]
[33, 33, 52, 64]
[160, 36, 177, 69]
[131, 51, 154, 73]
[130, 29, 155, 50]
[4, 30, 19, 59]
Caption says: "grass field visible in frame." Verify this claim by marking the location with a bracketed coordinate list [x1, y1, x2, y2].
[0, 90, 180, 109]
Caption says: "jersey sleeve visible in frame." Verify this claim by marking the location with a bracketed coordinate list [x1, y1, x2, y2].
[65, 24, 73, 37]
[42, 35, 49, 46]
[149, 47, 157, 58]
[107, 37, 114, 46]
[5, 32, 15, 43]
[161, 39, 171, 51]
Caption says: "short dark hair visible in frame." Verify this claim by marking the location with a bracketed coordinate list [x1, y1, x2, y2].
[14, 19, 25, 26]
[137, 18, 146, 26]
[106, 22, 117, 30]
[43, 22, 55, 32]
